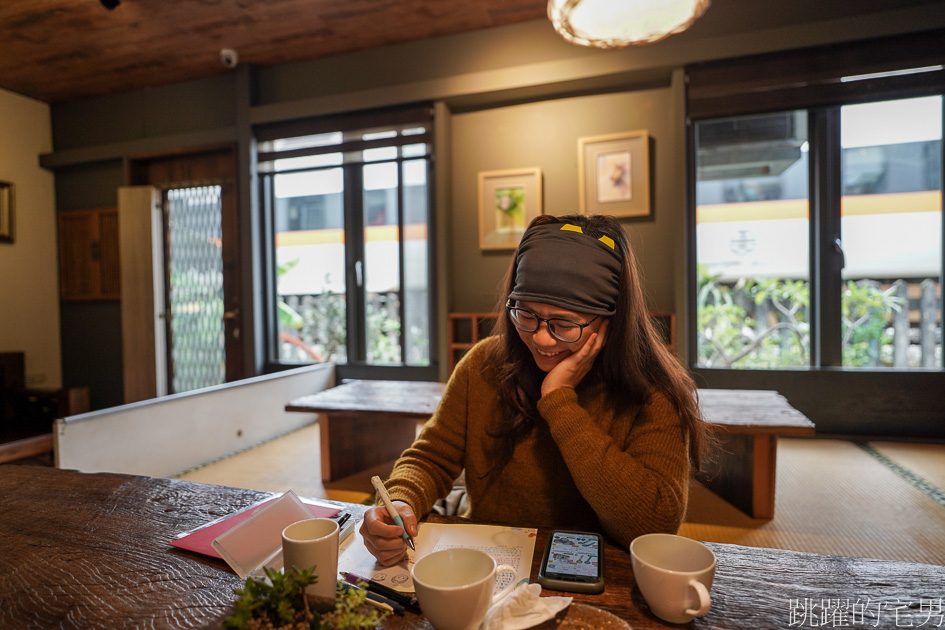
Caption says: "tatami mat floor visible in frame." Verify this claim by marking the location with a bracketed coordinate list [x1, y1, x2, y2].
[175, 423, 945, 566]
[679, 438, 945, 565]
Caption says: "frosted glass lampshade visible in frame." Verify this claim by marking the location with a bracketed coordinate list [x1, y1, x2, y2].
[548, 0, 710, 48]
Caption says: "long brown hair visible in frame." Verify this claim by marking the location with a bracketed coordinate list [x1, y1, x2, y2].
[483, 214, 708, 473]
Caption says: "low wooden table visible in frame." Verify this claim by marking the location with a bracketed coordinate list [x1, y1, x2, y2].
[289, 380, 814, 518]
[696, 388, 816, 519]
[286, 379, 446, 481]
[2, 466, 942, 629]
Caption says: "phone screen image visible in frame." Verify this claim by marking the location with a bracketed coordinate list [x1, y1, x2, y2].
[545, 531, 600, 579]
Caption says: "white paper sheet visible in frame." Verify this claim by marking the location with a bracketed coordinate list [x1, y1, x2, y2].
[338, 520, 537, 593]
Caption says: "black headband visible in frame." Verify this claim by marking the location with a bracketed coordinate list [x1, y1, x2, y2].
[508, 223, 622, 316]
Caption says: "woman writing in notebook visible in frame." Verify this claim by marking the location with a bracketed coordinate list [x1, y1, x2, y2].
[360, 213, 708, 565]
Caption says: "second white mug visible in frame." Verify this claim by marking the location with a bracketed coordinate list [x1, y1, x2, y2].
[630, 533, 716, 624]
[411, 547, 517, 630]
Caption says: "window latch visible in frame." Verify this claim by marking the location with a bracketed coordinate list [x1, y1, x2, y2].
[833, 238, 846, 270]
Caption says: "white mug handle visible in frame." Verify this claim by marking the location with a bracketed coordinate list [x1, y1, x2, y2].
[491, 564, 518, 604]
[684, 579, 712, 617]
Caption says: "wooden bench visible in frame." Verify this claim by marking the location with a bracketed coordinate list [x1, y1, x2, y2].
[696, 389, 815, 519]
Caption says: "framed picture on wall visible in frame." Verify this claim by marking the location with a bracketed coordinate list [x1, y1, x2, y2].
[578, 130, 650, 218]
[477, 167, 543, 250]
[0, 180, 14, 244]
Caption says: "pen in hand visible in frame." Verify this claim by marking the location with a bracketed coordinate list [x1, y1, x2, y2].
[370, 475, 416, 551]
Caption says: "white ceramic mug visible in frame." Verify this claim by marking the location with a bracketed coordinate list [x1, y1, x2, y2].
[630, 533, 716, 624]
[411, 548, 518, 630]
[281, 518, 339, 600]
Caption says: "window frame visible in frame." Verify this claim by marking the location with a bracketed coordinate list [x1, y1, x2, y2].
[256, 105, 439, 381]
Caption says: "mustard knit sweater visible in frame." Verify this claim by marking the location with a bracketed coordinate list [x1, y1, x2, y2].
[386, 336, 690, 549]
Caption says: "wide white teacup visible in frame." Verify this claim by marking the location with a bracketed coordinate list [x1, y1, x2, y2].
[411, 548, 517, 630]
[630, 533, 716, 624]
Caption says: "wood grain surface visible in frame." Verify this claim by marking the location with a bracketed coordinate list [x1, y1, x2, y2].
[0, 0, 549, 104]
[698, 389, 815, 434]
[2, 465, 942, 629]
[286, 379, 446, 418]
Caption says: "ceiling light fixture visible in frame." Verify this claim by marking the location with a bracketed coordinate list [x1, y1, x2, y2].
[548, 0, 710, 48]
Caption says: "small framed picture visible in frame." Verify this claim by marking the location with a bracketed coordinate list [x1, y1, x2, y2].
[477, 168, 543, 250]
[0, 180, 14, 244]
[578, 130, 650, 218]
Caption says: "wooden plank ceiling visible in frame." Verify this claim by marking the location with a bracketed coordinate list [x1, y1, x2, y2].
[0, 0, 548, 104]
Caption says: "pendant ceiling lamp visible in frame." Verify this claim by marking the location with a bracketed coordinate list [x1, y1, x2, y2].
[548, 0, 710, 48]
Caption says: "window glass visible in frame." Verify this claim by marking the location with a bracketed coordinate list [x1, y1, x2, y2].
[273, 167, 348, 363]
[695, 111, 811, 368]
[274, 153, 343, 171]
[402, 143, 427, 158]
[403, 159, 430, 366]
[363, 146, 398, 162]
[363, 162, 401, 364]
[839, 96, 942, 368]
[166, 185, 226, 392]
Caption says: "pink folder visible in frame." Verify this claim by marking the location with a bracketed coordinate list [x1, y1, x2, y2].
[170, 494, 340, 559]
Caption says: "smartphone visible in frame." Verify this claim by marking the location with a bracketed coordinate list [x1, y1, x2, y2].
[537, 530, 605, 594]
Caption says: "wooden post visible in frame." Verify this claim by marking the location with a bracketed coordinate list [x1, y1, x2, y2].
[892, 279, 909, 368]
[920, 278, 937, 368]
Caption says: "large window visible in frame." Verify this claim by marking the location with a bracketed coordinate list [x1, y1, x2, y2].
[258, 107, 435, 375]
[686, 30, 945, 437]
[694, 98, 942, 370]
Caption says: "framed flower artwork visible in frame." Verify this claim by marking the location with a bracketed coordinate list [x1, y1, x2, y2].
[578, 130, 651, 218]
[477, 168, 543, 250]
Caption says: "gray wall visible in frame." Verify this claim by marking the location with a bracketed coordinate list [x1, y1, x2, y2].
[449, 87, 683, 315]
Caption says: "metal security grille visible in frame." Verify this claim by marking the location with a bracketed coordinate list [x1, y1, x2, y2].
[166, 186, 225, 393]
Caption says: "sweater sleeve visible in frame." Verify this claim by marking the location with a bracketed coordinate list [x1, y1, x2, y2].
[383, 351, 473, 517]
[537, 387, 690, 549]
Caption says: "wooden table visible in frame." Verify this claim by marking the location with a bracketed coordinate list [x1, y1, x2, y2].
[288, 380, 814, 518]
[286, 379, 446, 481]
[696, 389, 815, 519]
[2, 465, 943, 629]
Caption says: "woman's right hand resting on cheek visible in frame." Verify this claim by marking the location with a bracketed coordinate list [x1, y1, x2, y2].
[359, 500, 419, 566]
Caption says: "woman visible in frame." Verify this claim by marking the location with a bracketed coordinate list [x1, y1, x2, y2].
[361, 213, 707, 565]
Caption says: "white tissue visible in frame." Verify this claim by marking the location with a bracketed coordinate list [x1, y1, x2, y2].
[481, 583, 572, 630]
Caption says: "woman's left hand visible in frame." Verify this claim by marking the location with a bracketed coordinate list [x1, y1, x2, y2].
[541, 319, 608, 397]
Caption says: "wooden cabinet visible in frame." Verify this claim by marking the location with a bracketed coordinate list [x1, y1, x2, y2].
[448, 312, 498, 373]
[58, 208, 120, 301]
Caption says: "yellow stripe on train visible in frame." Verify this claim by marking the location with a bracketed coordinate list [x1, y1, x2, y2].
[697, 190, 941, 224]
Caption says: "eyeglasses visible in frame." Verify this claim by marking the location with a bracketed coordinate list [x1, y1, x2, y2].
[506, 301, 599, 343]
